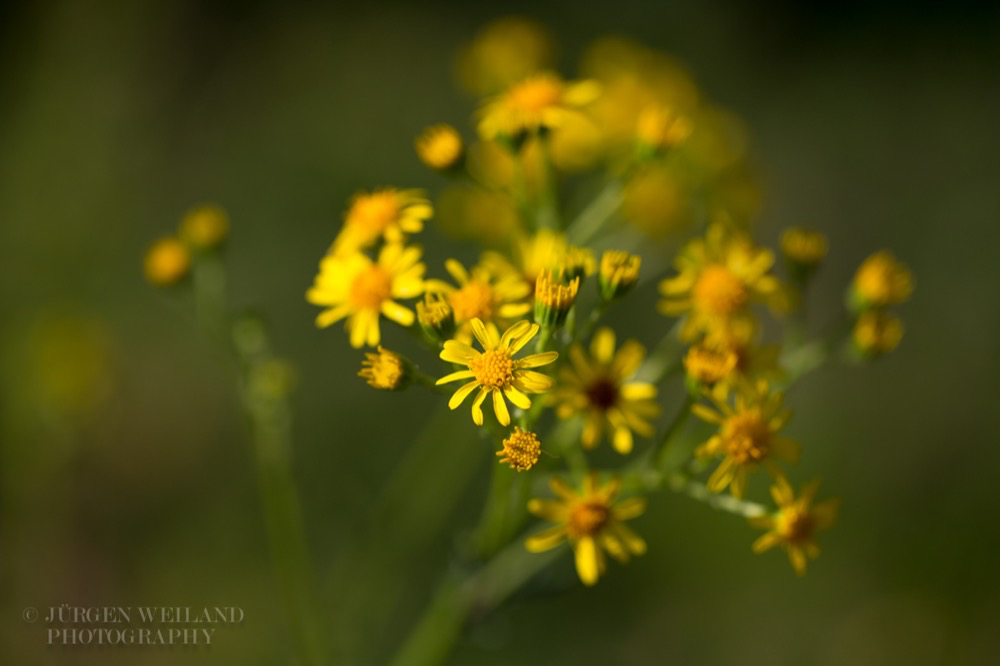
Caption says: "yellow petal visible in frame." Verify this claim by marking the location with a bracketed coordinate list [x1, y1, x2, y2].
[381, 300, 415, 326]
[470, 317, 498, 350]
[503, 385, 532, 409]
[516, 351, 559, 368]
[752, 532, 781, 554]
[440, 340, 477, 364]
[620, 382, 656, 401]
[525, 526, 567, 553]
[574, 537, 600, 586]
[447, 381, 480, 409]
[612, 426, 633, 455]
[437, 370, 476, 385]
[590, 328, 616, 365]
[507, 322, 540, 354]
[471, 387, 489, 425]
[492, 390, 511, 426]
[500, 320, 532, 349]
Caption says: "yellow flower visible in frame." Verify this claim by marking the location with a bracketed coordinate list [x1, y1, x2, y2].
[683, 344, 739, 387]
[659, 223, 784, 344]
[436, 319, 557, 427]
[636, 104, 692, 152]
[333, 189, 432, 254]
[456, 17, 553, 96]
[598, 250, 641, 300]
[851, 250, 913, 309]
[780, 227, 827, 268]
[693, 380, 799, 498]
[534, 269, 580, 328]
[526, 474, 646, 586]
[425, 259, 531, 343]
[550, 328, 659, 454]
[307, 244, 425, 348]
[180, 204, 229, 249]
[497, 426, 541, 471]
[416, 124, 464, 171]
[477, 72, 601, 141]
[853, 310, 904, 356]
[749, 478, 838, 575]
[144, 236, 190, 286]
[359, 346, 409, 390]
[684, 339, 783, 392]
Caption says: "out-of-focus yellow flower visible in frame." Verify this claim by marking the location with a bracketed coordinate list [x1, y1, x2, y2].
[436, 319, 557, 427]
[307, 244, 425, 348]
[526, 474, 646, 586]
[497, 426, 541, 471]
[425, 259, 531, 343]
[478, 72, 601, 143]
[636, 104, 691, 153]
[579, 37, 699, 154]
[416, 124, 464, 171]
[180, 204, 229, 249]
[483, 229, 594, 293]
[659, 223, 785, 344]
[684, 339, 783, 393]
[550, 328, 659, 454]
[144, 236, 190, 286]
[749, 478, 838, 575]
[853, 310, 904, 356]
[534, 270, 580, 328]
[683, 344, 740, 387]
[851, 250, 913, 309]
[456, 17, 553, 96]
[359, 346, 409, 390]
[780, 227, 828, 268]
[622, 165, 693, 237]
[333, 189, 432, 254]
[598, 250, 641, 300]
[692, 380, 799, 498]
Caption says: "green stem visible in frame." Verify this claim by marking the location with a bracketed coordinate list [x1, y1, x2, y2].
[666, 475, 767, 518]
[566, 179, 623, 246]
[536, 133, 560, 230]
[389, 537, 562, 666]
[653, 393, 695, 471]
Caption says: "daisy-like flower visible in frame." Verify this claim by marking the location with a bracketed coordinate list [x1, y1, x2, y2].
[549, 328, 659, 454]
[358, 346, 409, 390]
[749, 478, 839, 575]
[425, 259, 531, 343]
[436, 319, 557, 426]
[692, 380, 800, 498]
[333, 188, 432, 254]
[307, 243, 425, 348]
[658, 223, 785, 344]
[477, 71, 601, 141]
[526, 474, 646, 586]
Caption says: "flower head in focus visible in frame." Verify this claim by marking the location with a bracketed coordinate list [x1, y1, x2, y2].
[359, 346, 410, 390]
[749, 478, 838, 575]
[497, 426, 542, 471]
[526, 474, 646, 586]
[437, 319, 557, 426]
[550, 328, 659, 454]
[307, 244, 425, 348]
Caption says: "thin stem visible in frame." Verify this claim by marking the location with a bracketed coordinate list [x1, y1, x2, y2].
[653, 393, 695, 471]
[566, 179, 623, 246]
[667, 475, 768, 518]
[536, 133, 560, 229]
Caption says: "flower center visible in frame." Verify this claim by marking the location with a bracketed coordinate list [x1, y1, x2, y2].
[349, 265, 392, 310]
[722, 410, 771, 463]
[777, 507, 814, 544]
[450, 280, 495, 321]
[693, 265, 748, 315]
[508, 75, 563, 113]
[585, 377, 619, 411]
[349, 192, 400, 235]
[568, 500, 610, 538]
[469, 348, 514, 389]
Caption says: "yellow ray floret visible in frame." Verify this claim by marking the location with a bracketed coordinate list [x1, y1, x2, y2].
[549, 327, 659, 454]
[307, 243, 425, 348]
[425, 258, 531, 343]
[749, 478, 839, 575]
[525, 473, 646, 586]
[436, 319, 557, 427]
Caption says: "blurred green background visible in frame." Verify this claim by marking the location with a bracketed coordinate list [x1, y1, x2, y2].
[2, 1, 999, 664]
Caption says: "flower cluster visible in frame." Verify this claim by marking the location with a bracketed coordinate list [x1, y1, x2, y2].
[287, 18, 915, 586]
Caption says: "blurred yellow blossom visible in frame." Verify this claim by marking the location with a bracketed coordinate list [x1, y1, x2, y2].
[750, 478, 839, 575]
[180, 204, 229, 249]
[851, 250, 913, 309]
[359, 346, 409, 390]
[456, 17, 553, 96]
[853, 310, 904, 356]
[144, 236, 190, 286]
[333, 189, 432, 254]
[477, 72, 601, 142]
[416, 124, 464, 171]
[526, 474, 646, 586]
